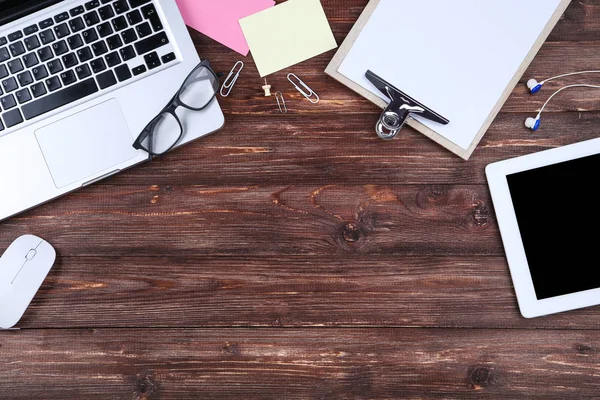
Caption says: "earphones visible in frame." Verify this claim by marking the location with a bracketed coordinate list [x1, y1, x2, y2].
[526, 71, 600, 94]
[524, 70, 600, 130]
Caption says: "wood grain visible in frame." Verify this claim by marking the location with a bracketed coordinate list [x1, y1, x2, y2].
[14, 255, 600, 329]
[2, 184, 501, 257]
[55, 112, 600, 187]
[1, 0, 599, 398]
[1, 328, 600, 399]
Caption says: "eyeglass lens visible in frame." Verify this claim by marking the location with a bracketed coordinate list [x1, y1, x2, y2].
[139, 112, 181, 155]
[179, 66, 219, 109]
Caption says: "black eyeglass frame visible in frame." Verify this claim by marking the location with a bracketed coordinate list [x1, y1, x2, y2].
[132, 59, 219, 157]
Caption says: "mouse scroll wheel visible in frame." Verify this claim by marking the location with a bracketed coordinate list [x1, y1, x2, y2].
[25, 249, 37, 261]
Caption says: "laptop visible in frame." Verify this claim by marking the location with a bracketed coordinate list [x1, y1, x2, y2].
[0, 0, 224, 221]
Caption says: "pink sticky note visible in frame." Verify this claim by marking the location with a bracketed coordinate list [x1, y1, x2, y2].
[175, 0, 275, 56]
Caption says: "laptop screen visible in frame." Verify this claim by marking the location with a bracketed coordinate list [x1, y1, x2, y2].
[0, 0, 64, 26]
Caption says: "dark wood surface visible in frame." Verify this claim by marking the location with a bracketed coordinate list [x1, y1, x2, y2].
[2, 1, 600, 398]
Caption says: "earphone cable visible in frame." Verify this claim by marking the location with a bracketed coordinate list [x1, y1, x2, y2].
[542, 71, 600, 84]
[537, 84, 600, 117]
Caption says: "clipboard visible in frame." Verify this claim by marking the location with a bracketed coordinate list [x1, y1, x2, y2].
[325, 0, 572, 160]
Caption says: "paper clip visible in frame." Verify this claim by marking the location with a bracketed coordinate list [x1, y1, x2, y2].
[220, 61, 244, 97]
[287, 73, 319, 104]
[275, 92, 287, 113]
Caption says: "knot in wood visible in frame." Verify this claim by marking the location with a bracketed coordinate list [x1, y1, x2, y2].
[431, 185, 448, 197]
[468, 366, 495, 388]
[575, 343, 597, 354]
[223, 342, 240, 356]
[342, 223, 361, 243]
[134, 373, 158, 398]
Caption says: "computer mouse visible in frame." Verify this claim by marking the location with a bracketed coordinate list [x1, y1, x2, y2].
[0, 235, 56, 329]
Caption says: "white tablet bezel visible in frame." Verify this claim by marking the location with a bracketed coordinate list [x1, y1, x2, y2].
[486, 137, 600, 318]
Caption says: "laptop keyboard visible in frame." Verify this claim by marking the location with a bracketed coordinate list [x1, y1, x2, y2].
[0, 0, 177, 133]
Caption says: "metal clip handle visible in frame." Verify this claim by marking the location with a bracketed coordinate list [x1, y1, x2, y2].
[220, 61, 244, 97]
[287, 73, 319, 104]
[366, 70, 449, 140]
[376, 111, 405, 140]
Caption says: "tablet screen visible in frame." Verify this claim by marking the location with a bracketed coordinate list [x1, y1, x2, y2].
[507, 153, 600, 300]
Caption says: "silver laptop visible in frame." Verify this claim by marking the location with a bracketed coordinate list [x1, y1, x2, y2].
[0, 0, 224, 221]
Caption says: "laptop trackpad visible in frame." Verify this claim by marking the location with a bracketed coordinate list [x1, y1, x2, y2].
[35, 99, 139, 189]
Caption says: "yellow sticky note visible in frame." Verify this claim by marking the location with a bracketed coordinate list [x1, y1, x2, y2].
[240, 0, 338, 77]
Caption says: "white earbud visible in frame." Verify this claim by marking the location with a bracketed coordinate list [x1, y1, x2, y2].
[527, 71, 600, 94]
[525, 116, 541, 131]
[527, 79, 543, 94]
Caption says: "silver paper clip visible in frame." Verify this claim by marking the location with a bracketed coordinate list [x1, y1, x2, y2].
[275, 92, 287, 113]
[287, 73, 319, 104]
[220, 61, 244, 97]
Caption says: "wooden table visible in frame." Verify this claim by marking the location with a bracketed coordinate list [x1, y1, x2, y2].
[2, 1, 600, 398]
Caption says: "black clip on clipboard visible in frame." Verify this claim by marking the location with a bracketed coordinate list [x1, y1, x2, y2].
[366, 70, 450, 140]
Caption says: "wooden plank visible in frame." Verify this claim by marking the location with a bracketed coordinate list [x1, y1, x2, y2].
[1, 328, 600, 399]
[548, 0, 600, 42]
[12, 255, 600, 329]
[1, 184, 502, 257]
[8, 112, 590, 188]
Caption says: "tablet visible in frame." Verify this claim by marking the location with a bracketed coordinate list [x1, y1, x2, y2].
[486, 137, 600, 318]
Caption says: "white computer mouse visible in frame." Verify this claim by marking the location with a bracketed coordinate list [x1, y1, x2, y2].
[0, 235, 56, 329]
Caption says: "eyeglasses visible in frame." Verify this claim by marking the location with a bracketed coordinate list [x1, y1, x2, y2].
[133, 60, 219, 156]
